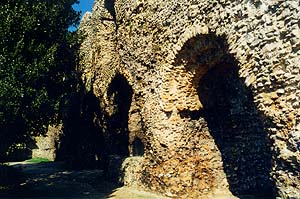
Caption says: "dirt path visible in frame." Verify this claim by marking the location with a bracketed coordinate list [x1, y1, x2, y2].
[0, 161, 168, 199]
[0, 161, 274, 199]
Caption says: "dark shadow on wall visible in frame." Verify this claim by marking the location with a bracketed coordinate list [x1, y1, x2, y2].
[104, 0, 116, 20]
[103, 74, 133, 183]
[197, 56, 275, 197]
[132, 137, 144, 156]
[56, 73, 133, 184]
[175, 34, 275, 197]
[104, 0, 118, 31]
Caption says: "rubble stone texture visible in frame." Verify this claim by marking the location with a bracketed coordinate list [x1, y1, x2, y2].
[79, 0, 300, 198]
[32, 124, 63, 161]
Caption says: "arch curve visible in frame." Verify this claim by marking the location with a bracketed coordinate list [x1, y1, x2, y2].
[160, 32, 274, 197]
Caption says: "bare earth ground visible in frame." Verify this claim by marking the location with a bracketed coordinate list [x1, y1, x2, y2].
[0, 161, 168, 199]
[0, 162, 273, 199]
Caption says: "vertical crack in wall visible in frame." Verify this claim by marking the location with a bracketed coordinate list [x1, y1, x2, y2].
[104, 0, 118, 31]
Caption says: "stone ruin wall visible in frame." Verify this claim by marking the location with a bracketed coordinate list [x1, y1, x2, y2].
[79, 0, 300, 198]
[32, 124, 63, 161]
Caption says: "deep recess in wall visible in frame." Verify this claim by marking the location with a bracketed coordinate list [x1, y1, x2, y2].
[132, 137, 144, 156]
[179, 34, 274, 197]
[198, 52, 273, 195]
[107, 74, 133, 157]
[198, 59, 274, 196]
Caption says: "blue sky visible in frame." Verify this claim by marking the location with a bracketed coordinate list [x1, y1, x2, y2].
[73, 0, 94, 18]
[69, 0, 94, 31]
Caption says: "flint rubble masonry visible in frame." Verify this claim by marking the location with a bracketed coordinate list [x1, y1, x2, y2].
[79, 0, 300, 198]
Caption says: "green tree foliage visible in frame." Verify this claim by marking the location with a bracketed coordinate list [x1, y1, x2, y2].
[0, 0, 80, 161]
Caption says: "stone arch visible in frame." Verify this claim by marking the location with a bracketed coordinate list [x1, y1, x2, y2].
[106, 73, 133, 157]
[196, 59, 274, 196]
[166, 25, 210, 63]
[168, 33, 274, 197]
[161, 34, 225, 112]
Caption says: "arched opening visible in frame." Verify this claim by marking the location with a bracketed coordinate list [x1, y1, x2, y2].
[198, 58, 273, 196]
[175, 34, 274, 197]
[107, 74, 133, 157]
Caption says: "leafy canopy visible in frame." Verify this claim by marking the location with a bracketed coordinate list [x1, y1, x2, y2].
[0, 0, 80, 161]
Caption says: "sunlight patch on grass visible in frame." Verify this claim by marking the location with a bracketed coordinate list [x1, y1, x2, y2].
[26, 158, 51, 163]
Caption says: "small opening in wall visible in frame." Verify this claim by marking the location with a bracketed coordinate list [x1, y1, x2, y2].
[132, 137, 144, 156]
[178, 110, 201, 120]
[165, 111, 172, 119]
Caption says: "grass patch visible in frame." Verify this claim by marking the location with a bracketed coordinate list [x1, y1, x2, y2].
[26, 158, 51, 163]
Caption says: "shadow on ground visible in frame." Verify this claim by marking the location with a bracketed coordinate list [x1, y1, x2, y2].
[0, 161, 274, 199]
[0, 161, 169, 199]
[0, 161, 119, 199]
